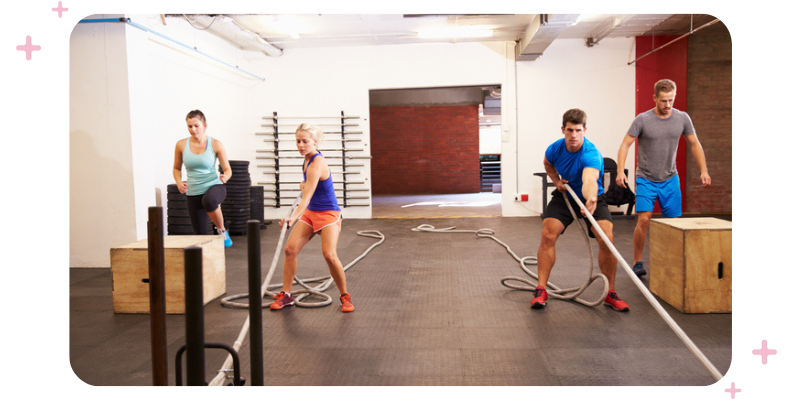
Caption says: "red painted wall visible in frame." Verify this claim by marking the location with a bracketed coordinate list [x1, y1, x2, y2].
[370, 105, 480, 195]
[634, 35, 689, 213]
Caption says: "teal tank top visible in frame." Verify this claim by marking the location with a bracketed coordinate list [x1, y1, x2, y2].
[183, 136, 223, 196]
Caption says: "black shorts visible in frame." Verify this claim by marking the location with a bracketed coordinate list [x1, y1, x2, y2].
[542, 190, 612, 238]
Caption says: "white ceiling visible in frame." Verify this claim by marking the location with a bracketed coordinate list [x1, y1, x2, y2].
[173, 14, 719, 55]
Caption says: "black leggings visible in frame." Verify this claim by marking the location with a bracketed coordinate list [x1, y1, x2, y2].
[185, 184, 227, 234]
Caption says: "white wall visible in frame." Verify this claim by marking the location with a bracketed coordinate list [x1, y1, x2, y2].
[70, 17, 137, 268]
[70, 14, 636, 267]
[70, 15, 266, 267]
[124, 14, 266, 239]
[508, 37, 636, 216]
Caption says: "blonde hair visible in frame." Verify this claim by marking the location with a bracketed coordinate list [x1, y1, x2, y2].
[296, 123, 324, 144]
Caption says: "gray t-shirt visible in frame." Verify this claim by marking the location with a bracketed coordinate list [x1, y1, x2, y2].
[627, 108, 695, 182]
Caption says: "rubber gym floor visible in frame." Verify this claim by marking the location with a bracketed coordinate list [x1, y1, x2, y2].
[69, 211, 732, 386]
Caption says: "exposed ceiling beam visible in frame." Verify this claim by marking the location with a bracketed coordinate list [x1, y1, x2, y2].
[516, 14, 579, 61]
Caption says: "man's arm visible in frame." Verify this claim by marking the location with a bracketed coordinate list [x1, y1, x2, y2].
[685, 133, 711, 186]
[544, 156, 567, 192]
[581, 167, 601, 216]
[616, 134, 636, 188]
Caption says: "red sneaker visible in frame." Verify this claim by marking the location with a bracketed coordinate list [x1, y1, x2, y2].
[340, 293, 354, 313]
[531, 286, 548, 309]
[269, 291, 294, 310]
[604, 290, 630, 311]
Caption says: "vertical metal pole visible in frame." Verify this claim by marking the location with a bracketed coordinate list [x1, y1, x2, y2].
[247, 220, 264, 386]
[273, 111, 280, 208]
[184, 246, 206, 386]
[340, 110, 347, 208]
[147, 207, 168, 386]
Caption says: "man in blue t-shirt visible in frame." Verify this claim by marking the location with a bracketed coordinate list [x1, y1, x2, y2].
[531, 108, 630, 312]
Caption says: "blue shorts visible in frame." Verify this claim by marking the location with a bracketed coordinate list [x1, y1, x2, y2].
[635, 175, 682, 217]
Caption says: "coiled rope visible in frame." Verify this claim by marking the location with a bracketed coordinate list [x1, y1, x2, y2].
[209, 196, 384, 385]
[412, 191, 609, 307]
[412, 186, 722, 381]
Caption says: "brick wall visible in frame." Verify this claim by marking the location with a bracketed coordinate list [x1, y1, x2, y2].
[370, 104, 480, 195]
[686, 23, 732, 213]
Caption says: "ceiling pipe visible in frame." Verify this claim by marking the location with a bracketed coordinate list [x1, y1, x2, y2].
[627, 18, 720, 65]
[179, 14, 283, 57]
[79, 17, 267, 81]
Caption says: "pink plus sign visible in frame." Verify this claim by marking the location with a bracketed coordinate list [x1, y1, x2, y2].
[52, 1, 68, 18]
[752, 339, 777, 364]
[16, 36, 41, 60]
[725, 382, 741, 399]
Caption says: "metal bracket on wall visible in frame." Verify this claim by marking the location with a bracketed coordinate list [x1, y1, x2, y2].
[255, 112, 371, 208]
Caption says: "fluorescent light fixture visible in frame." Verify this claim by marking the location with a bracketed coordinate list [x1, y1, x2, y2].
[417, 26, 494, 39]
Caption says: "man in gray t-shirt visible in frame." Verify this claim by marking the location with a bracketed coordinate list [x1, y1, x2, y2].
[616, 79, 711, 278]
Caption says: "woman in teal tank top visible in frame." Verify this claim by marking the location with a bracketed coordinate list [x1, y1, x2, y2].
[172, 110, 233, 247]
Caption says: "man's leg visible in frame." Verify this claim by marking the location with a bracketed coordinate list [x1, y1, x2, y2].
[592, 219, 618, 291]
[593, 219, 630, 311]
[633, 211, 652, 263]
[536, 218, 565, 289]
[532, 218, 564, 309]
[632, 177, 659, 277]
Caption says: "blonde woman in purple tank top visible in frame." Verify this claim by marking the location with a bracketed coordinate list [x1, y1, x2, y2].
[269, 123, 353, 313]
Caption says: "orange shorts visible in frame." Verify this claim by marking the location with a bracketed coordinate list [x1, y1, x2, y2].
[299, 210, 342, 232]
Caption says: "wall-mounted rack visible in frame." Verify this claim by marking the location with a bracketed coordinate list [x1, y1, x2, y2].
[256, 111, 370, 208]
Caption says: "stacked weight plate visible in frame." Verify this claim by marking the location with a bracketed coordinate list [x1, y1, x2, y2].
[250, 186, 267, 228]
[166, 184, 212, 235]
[219, 160, 251, 235]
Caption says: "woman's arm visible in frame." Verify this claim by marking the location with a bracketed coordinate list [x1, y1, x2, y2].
[212, 139, 232, 183]
[173, 140, 187, 194]
[281, 157, 324, 227]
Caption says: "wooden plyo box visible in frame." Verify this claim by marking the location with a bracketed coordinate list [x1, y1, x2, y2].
[111, 235, 226, 314]
[649, 217, 732, 314]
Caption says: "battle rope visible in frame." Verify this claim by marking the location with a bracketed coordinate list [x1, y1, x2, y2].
[220, 229, 384, 308]
[561, 185, 723, 381]
[412, 186, 722, 381]
[412, 191, 609, 307]
[210, 196, 384, 385]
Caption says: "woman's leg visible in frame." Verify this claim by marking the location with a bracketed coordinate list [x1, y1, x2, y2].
[318, 224, 346, 294]
[281, 222, 315, 293]
[202, 185, 227, 233]
[186, 195, 210, 234]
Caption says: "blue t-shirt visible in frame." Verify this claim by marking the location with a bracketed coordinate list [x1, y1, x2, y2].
[544, 137, 604, 200]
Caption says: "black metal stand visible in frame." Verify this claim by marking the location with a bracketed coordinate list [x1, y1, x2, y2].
[247, 220, 264, 386]
[147, 206, 168, 386]
[175, 343, 243, 386]
[534, 172, 555, 218]
[177, 245, 244, 386]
